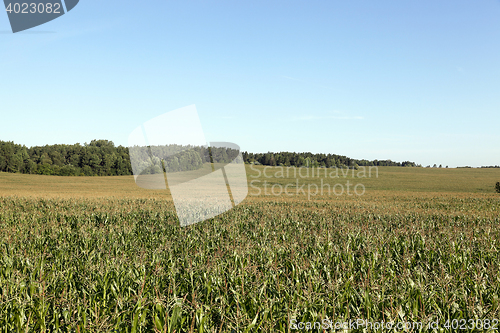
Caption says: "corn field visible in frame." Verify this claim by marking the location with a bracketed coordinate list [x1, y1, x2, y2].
[0, 189, 499, 332]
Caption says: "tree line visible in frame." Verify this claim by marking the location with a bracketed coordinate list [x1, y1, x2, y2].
[0, 140, 243, 176]
[0, 140, 132, 176]
[0, 140, 418, 176]
[130, 145, 239, 175]
[242, 152, 418, 168]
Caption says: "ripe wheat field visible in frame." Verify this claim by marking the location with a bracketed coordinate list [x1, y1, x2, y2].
[0, 166, 499, 332]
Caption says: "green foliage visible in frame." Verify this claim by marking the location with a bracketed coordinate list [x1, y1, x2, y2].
[57, 165, 81, 176]
[496, 182, 500, 193]
[37, 164, 54, 175]
[0, 195, 499, 331]
[243, 151, 418, 168]
[0, 140, 132, 177]
[0, 139, 418, 177]
[131, 145, 208, 175]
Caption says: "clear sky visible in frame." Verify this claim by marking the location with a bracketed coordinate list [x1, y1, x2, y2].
[1, 0, 499, 167]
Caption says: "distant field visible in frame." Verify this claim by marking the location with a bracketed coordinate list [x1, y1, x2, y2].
[0, 166, 499, 331]
[245, 165, 500, 194]
[1, 165, 499, 199]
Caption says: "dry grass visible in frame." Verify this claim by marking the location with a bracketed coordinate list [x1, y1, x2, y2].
[1, 165, 499, 199]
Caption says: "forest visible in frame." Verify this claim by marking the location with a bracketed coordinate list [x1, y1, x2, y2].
[242, 152, 417, 168]
[0, 140, 418, 176]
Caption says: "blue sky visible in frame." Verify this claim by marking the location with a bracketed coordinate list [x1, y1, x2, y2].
[1, 0, 499, 167]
